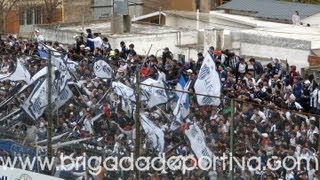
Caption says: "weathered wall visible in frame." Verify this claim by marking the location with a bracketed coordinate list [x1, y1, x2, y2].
[109, 30, 199, 59]
[63, 0, 93, 23]
[5, 10, 19, 34]
[36, 26, 199, 61]
[203, 28, 224, 51]
[166, 14, 212, 30]
[231, 32, 312, 69]
[169, 0, 196, 11]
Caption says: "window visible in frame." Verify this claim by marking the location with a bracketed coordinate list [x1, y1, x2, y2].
[19, 7, 43, 25]
[34, 8, 42, 24]
[26, 9, 33, 25]
[19, 9, 25, 25]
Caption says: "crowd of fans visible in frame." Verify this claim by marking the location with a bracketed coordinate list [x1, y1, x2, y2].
[0, 29, 319, 180]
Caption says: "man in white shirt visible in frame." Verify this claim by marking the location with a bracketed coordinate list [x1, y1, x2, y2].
[34, 30, 44, 43]
[87, 33, 103, 49]
[250, 108, 266, 122]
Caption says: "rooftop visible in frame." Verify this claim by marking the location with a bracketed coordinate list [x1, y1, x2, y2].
[210, 11, 320, 49]
[218, 0, 320, 22]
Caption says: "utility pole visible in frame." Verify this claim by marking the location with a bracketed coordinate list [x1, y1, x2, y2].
[158, 7, 162, 25]
[46, 49, 53, 175]
[229, 98, 235, 180]
[134, 44, 152, 180]
[134, 68, 141, 180]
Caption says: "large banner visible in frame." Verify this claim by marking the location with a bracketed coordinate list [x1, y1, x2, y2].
[0, 167, 63, 180]
[140, 113, 165, 152]
[22, 71, 69, 120]
[185, 123, 214, 167]
[0, 139, 36, 157]
[194, 53, 221, 106]
[94, 60, 113, 79]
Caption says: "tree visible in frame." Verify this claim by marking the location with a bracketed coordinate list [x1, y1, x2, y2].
[0, 0, 20, 33]
[44, 0, 61, 23]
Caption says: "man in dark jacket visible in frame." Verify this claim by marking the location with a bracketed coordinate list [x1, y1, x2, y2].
[249, 58, 264, 79]
[162, 47, 173, 68]
[85, 29, 94, 51]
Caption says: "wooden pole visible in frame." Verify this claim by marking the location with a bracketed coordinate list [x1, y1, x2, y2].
[46, 49, 53, 175]
[134, 44, 152, 179]
[229, 98, 235, 180]
[134, 65, 141, 180]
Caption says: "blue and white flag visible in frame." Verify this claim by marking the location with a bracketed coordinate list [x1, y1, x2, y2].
[185, 123, 214, 168]
[0, 60, 31, 83]
[194, 53, 221, 106]
[112, 81, 135, 101]
[53, 86, 73, 111]
[22, 70, 70, 120]
[94, 60, 113, 79]
[175, 75, 185, 99]
[21, 79, 52, 120]
[141, 78, 168, 108]
[29, 66, 48, 84]
[140, 113, 165, 152]
[173, 76, 191, 122]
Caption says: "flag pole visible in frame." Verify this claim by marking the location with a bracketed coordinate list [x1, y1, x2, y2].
[46, 49, 53, 175]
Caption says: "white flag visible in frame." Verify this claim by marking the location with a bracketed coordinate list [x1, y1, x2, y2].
[30, 67, 48, 84]
[185, 123, 214, 167]
[0, 60, 31, 83]
[141, 78, 168, 108]
[140, 113, 165, 152]
[194, 53, 221, 106]
[112, 81, 147, 102]
[94, 60, 113, 79]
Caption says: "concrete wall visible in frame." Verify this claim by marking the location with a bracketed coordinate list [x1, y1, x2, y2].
[166, 14, 212, 30]
[36, 26, 199, 61]
[64, 0, 93, 23]
[109, 30, 199, 59]
[203, 29, 224, 51]
[231, 32, 312, 70]
[37, 27, 77, 44]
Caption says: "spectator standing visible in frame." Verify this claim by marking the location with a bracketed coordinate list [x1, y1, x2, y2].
[34, 30, 44, 43]
[85, 29, 94, 51]
[292, 11, 301, 25]
[235, 57, 248, 82]
[249, 58, 264, 80]
[102, 37, 112, 52]
[196, 52, 204, 72]
[87, 33, 103, 50]
[162, 47, 173, 68]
